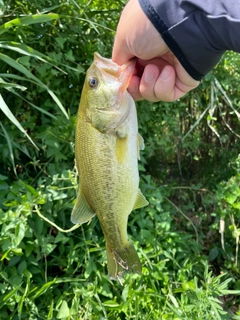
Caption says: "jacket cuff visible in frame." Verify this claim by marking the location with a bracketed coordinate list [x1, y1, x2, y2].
[139, 0, 225, 81]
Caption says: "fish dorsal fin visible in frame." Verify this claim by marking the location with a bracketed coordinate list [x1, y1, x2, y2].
[71, 187, 96, 224]
[133, 189, 149, 211]
[137, 133, 145, 160]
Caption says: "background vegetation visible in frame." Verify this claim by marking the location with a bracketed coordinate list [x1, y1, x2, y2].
[0, 0, 240, 319]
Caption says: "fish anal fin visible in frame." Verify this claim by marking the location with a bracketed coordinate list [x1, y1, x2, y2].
[137, 133, 145, 159]
[133, 188, 148, 210]
[71, 188, 96, 224]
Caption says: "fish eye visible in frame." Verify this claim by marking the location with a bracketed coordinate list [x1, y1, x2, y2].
[88, 77, 98, 88]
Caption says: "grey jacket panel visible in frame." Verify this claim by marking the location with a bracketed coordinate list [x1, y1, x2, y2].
[139, 0, 240, 80]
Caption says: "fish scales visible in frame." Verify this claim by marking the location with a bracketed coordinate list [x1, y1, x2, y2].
[79, 129, 136, 214]
[71, 52, 148, 280]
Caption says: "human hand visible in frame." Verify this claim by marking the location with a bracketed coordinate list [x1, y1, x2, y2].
[112, 0, 200, 102]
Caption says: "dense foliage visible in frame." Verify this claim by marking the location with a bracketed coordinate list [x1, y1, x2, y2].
[0, 0, 240, 319]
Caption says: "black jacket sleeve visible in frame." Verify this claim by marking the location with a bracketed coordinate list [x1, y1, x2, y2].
[139, 0, 240, 80]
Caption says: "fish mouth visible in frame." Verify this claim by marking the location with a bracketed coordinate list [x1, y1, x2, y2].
[94, 52, 120, 77]
[119, 59, 136, 92]
[94, 52, 136, 93]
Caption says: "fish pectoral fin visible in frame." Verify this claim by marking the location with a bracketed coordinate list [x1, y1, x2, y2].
[133, 188, 149, 210]
[137, 133, 145, 160]
[116, 122, 128, 139]
[116, 135, 128, 163]
[71, 188, 96, 224]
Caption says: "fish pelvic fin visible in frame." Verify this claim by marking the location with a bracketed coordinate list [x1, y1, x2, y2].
[71, 187, 96, 224]
[133, 188, 149, 211]
[106, 240, 142, 281]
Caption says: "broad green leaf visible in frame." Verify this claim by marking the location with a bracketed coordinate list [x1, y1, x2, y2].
[225, 192, 238, 205]
[181, 280, 195, 291]
[17, 260, 27, 275]
[233, 202, 240, 209]
[15, 223, 26, 247]
[55, 36, 66, 49]
[20, 180, 38, 196]
[57, 300, 70, 319]
[209, 247, 219, 261]
[98, 283, 113, 298]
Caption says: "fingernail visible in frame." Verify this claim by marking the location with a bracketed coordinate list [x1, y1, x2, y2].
[160, 67, 171, 81]
[144, 68, 155, 83]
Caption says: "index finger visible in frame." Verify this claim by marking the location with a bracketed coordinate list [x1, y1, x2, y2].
[112, 0, 139, 65]
[112, 35, 135, 65]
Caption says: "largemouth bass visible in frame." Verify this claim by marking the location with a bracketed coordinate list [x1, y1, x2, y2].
[71, 52, 148, 280]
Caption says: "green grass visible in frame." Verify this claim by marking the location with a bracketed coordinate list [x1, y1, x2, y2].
[1, 170, 240, 319]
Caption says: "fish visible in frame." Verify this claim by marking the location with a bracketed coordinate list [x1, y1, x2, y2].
[71, 52, 148, 281]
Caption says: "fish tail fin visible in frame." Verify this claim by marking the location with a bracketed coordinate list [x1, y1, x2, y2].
[106, 240, 142, 281]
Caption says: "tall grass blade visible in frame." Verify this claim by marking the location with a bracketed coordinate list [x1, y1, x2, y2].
[0, 80, 27, 90]
[0, 122, 17, 176]
[0, 94, 38, 148]
[207, 81, 221, 140]
[6, 88, 57, 120]
[0, 53, 69, 118]
[0, 13, 59, 35]
[1, 75, 57, 119]
[214, 77, 240, 120]
[181, 104, 210, 142]
[0, 41, 82, 73]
